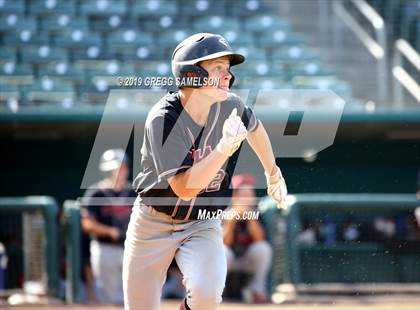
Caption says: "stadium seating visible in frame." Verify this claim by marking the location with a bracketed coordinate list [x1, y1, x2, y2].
[193, 15, 241, 33]
[54, 30, 102, 48]
[3, 30, 49, 47]
[230, 46, 267, 61]
[0, 0, 25, 14]
[23, 77, 75, 107]
[71, 46, 116, 62]
[81, 0, 127, 16]
[29, 0, 77, 16]
[228, 0, 268, 17]
[0, 84, 20, 110]
[180, 0, 227, 17]
[157, 28, 194, 58]
[38, 62, 86, 84]
[132, 0, 177, 17]
[270, 46, 319, 62]
[21, 45, 68, 64]
[244, 14, 290, 33]
[0, 0, 354, 109]
[0, 47, 16, 63]
[40, 15, 89, 34]
[0, 15, 36, 32]
[0, 62, 33, 85]
[106, 30, 154, 52]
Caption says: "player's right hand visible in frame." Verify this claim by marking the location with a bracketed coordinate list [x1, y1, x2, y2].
[109, 227, 121, 242]
[216, 108, 247, 157]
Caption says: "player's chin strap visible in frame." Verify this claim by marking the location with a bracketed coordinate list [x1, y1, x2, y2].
[180, 298, 191, 310]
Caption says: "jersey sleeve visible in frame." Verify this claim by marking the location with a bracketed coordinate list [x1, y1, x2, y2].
[230, 94, 259, 132]
[147, 115, 193, 181]
[81, 188, 102, 219]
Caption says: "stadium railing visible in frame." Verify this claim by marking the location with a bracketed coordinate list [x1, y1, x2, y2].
[0, 196, 59, 297]
[284, 194, 420, 284]
[61, 200, 81, 304]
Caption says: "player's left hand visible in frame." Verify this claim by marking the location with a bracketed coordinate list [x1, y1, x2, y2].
[216, 108, 248, 157]
[265, 166, 288, 209]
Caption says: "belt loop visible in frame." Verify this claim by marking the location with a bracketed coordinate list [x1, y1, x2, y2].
[171, 198, 181, 218]
[183, 198, 196, 220]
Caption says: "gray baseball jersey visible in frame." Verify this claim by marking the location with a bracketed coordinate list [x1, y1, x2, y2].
[133, 91, 258, 220]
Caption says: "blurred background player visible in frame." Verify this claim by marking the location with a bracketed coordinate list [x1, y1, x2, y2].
[161, 260, 186, 299]
[79, 207, 98, 304]
[0, 242, 7, 291]
[415, 170, 420, 228]
[223, 174, 272, 303]
[81, 149, 136, 304]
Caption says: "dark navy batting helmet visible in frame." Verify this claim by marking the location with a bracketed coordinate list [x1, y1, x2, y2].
[171, 33, 245, 88]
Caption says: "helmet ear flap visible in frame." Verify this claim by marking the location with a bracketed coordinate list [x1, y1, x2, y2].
[175, 64, 209, 88]
[195, 64, 209, 82]
[229, 70, 235, 88]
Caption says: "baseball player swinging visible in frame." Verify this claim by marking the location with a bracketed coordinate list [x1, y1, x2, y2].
[123, 33, 287, 310]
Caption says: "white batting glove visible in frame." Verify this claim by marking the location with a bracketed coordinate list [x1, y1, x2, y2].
[216, 108, 248, 157]
[265, 166, 288, 209]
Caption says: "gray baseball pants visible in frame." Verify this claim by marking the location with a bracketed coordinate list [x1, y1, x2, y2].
[123, 198, 226, 310]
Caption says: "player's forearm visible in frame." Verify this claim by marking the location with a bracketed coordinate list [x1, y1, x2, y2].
[223, 219, 237, 246]
[169, 149, 228, 200]
[247, 219, 265, 241]
[81, 217, 118, 239]
[247, 120, 278, 175]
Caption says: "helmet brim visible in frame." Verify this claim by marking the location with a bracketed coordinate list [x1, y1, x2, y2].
[229, 53, 245, 66]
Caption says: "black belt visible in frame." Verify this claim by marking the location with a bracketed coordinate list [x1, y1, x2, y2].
[152, 198, 196, 221]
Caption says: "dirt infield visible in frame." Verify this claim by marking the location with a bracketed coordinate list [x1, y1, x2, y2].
[1, 296, 420, 310]
[1, 305, 419, 310]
